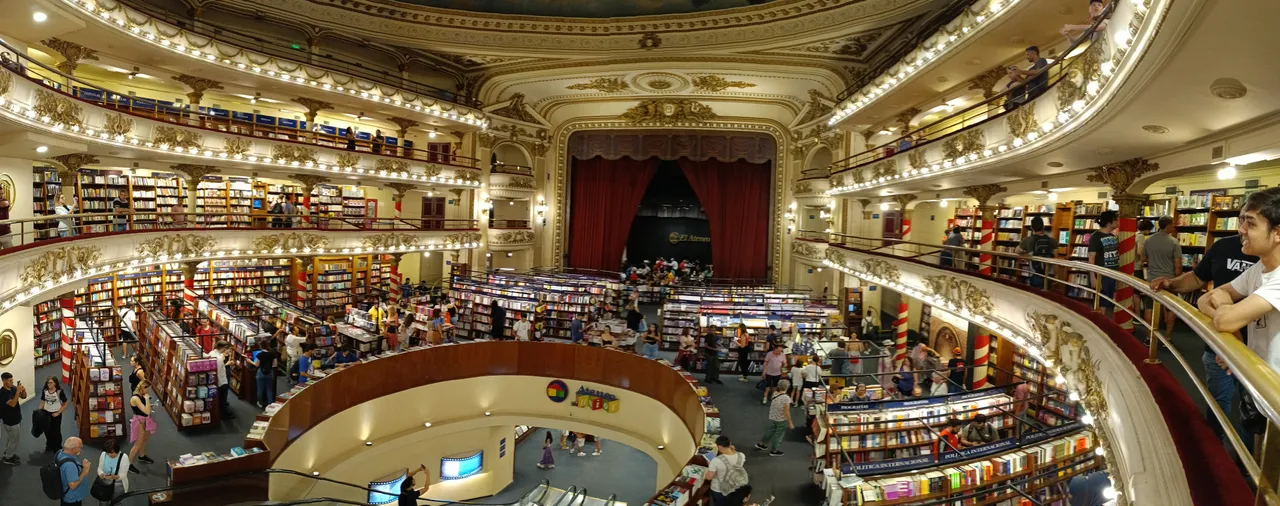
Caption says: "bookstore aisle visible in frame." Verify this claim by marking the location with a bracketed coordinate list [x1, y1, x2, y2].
[0, 358, 278, 506]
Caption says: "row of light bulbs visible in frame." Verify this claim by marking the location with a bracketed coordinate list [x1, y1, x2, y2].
[0, 242, 480, 312]
[821, 255, 1122, 503]
[64, 0, 488, 129]
[0, 96, 482, 188]
[828, 0, 1018, 125]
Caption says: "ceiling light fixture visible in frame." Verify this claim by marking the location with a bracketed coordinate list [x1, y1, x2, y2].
[938, 199, 948, 208]
[33, 11, 48, 22]
[35, 146, 49, 153]
[428, 130, 438, 138]
[484, 411, 492, 416]
[1217, 165, 1237, 180]
[879, 202, 889, 211]
[1048, 192, 1059, 202]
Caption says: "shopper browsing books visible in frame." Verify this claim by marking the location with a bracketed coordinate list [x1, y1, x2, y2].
[284, 329, 307, 383]
[206, 341, 234, 419]
[512, 314, 532, 341]
[706, 436, 749, 506]
[1087, 210, 1121, 316]
[249, 340, 280, 410]
[701, 326, 724, 384]
[760, 344, 786, 404]
[734, 324, 752, 382]
[960, 414, 999, 447]
[934, 418, 962, 455]
[296, 344, 317, 384]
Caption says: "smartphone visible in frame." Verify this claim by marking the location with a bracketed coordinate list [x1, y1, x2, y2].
[759, 497, 775, 506]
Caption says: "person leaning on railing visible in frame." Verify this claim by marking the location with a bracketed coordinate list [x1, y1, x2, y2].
[1003, 46, 1051, 112]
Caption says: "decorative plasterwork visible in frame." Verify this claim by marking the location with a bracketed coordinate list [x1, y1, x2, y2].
[907, 147, 927, 170]
[291, 97, 336, 116]
[963, 184, 1007, 208]
[40, 38, 99, 74]
[169, 164, 220, 183]
[135, 235, 218, 258]
[362, 233, 422, 250]
[1085, 158, 1159, 196]
[421, 51, 530, 69]
[941, 129, 985, 161]
[791, 241, 821, 260]
[691, 76, 756, 93]
[490, 93, 538, 123]
[566, 77, 631, 93]
[445, 232, 483, 246]
[20, 246, 102, 285]
[376, 159, 412, 173]
[765, 29, 892, 61]
[922, 275, 994, 316]
[0, 72, 11, 97]
[335, 152, 361, 169]
[792, 180, 813, 195]
[860, 258, 900, 284]
[1006, 105, 1038, 140]
[968, 66, 1007, 100]
[153, 126, 204, 151]
[224, 138, 253, 157]
[637, 33, 663, 50]
[491, 230, 535, 245]
[620, 100, 717, 125]
[795, 89, 834, 126]
[33, 90, 84, 129]
[251, 233, 331, 252]
[171, 74, 224, 103]
[271, 145, 320, 165]
[102, 113, 133, 138]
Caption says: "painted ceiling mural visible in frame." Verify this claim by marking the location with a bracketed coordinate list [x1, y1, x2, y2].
[391, 0, 781, 18]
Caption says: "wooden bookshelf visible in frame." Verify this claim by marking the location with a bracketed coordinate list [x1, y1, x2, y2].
[196, 297, 267, 398]
[76, 168, 128, 233]
[33, 167, 62, 241]
[33, 300, 62, 367]
[137, 311, 221, 430]
[70, 348, 126, 442]
[197, 176, 230, 227]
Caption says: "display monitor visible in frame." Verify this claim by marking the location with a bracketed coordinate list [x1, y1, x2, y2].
[440, 451, 483, 480]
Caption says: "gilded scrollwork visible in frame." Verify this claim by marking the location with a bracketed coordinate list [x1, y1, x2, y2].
[362, 233, 421, 250]
[824, 247, 846, 268]
[791, 241, 820, 259]
[375, 159, 411, 173]
[907, 147, 928, 170]
[507, 176, 535, 189]
[135, 234, 217, 258]
[1006, 104, 1038, 140]
[335, 152, 360, 169]
[923, 275, 994, 316]
[871, 160, 897, 180]
[445, 232, 483, 245]
[828, 174, 844, 189]
[33, 90, 84, 129]
[223, 138, 252, 157]
[792, 180, 813, 195]
[691, 75, 756, 92]
[0, 71, 11, 97]
[250, 233, 330, 252]
[152, 126, 203, 151]
[860, 258, 901, 284]
[492, 230, 536, 244]
[19, 246, 102, 286]
[566, 77, 631, 93]
[103, 113, 133, 138]
[941, 129, 986, 161]
[620, 99, 716, 125]
[271, 144, 319, 165]
[455, 169, 480, 183]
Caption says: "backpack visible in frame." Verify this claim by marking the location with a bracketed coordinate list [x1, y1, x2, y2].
[1030, 234, 1056, 273]
[716, 454, 750, 493]
[42, 456, 77, 500]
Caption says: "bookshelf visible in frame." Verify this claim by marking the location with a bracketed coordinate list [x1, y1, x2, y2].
[658, 287, 837, 369]
[196, 297, 267, 398]
[129, 175, 159, 229]
[228, 178, 254, 227]
[843, 287, 863, 336]
[312, 184, 343, 218]
[33, 300, 62, 367]
[153, 172, 186, 222]
[247, 294, 335, 362]
[308, 256, 357, 319]
[342, 187, 367, 219]
[197, 176, 230, 227]
[70, 347, 126, 443]
[137, 311, 221, 430]
[76, 168, 128, 234]
[448, 278, 542, 340]
[33, 167, 62, 241]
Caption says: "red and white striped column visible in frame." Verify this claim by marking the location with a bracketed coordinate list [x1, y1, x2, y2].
[388, 254, 403, 305]
[893, 302, 909, 369]
[59, 298, 75, 384]
[294, 261, 310, 307]
[901, 212, 912, 242]
[971, 333, 990, 389]
[1113, 202, 1140, 330]
[182, 262, 198, 307]
[978, 215, 995, 276]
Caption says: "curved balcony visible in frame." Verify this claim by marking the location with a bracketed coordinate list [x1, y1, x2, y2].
[789, 234, 828, 265]
[0, 45, 483, 188]
[152, 342, 704, 504]
[792, 168, 831, 204]
[49, 0, 487, 126]
[0, 211, 481, 317]
[489, 163, 537, 198]
[487, 222, 535, 252]
[817, 233, 1276, 505]
[826, 0, 1161, 196]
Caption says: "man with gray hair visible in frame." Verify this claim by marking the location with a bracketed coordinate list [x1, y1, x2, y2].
[1142, 216, 1183, 337]
[55, 436, 93, 505]
[754, 379, 794, 457]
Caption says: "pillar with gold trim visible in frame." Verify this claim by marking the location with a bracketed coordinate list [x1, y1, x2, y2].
[971, 333, 990, 388]
[1086, 158, 1160, 331]
[964, 184, 1006, 276]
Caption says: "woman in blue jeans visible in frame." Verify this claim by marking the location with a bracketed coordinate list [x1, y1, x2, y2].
[641, 327, 660, 359]
[249, 340, 280, 409]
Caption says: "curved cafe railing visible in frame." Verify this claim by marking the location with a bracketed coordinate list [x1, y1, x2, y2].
[63, 0, 485, 111]
[0, 210, 478, 253]
[813, 230, 1280, 504]
[0, 40, 484, 184]
[827, 1, 1117, 192]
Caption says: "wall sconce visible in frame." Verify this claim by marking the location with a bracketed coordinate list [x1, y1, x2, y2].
[535, 195, 547, 226]
[481, 194, 493, 214]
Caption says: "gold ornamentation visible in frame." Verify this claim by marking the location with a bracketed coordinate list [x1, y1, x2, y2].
[647, 80, 673, 90]
[40, 38, 98, 74]
[505, 176, 535, 189]
[1057, 66, 1085, 112]
[894, 107, 921, 129]
[0, 174, 13, 204]
[135, 234, 217, 258]
[384, 116, 421, 133]
[871, 160, 897, 180]
[620, 99, 716, 125]
[638, 33, 662, 50]
[892, 194, 917, 209]
[51, 154, 100, 174]
[860, 258, 901, 284]
[1007, 104, 1038, 140]
[270, 145, 319, 165]
[152, 126, 203, 151]
[491, 93, 537, 123]
[1085, 158, 1158, 195]
[384, 183, 416, 200]
[445, 232, 482, 245]
[291, 175, 330, 193]
[824, 247, 847, 267]
[375, 159, 411, 173]
[170, 74, 223, 103]
[492, 230, 535, 244]
[907, 147, 927, 170]
[941, 129, 985, 161]
[792, 241, 820, 259]
[797, 89, 833, 125]
[33, 90, 84, 128]
[566, 77, 630, 93]
[0, 329, 15, 367]
[968, 66, 1007, 100]
[922, 275, 994, 316]
[19, 246, 102, 286]
[224, 138, 252, 157]
[456, 169, 480, 183]
[335, 152, 360, 169]
[250, 233, 330, 252]
[103, 113, 133, 138]
[291, 97, 335, 115]
[793, 180, 813, 195]
[963, 184, 1007, 208]
[691, 75, 756, 92]
[478, 132, 498, 149]
[0, 71, 13, 97]
[169, 165, 220, 189]
[362, 233, 421, 250]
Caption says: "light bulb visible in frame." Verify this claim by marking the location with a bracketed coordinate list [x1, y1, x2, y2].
[1048, 192, 1058, 202]
[1218, 165, 1237, 180]
[880, 202, 889, 210]
[939, 199, 949, 208]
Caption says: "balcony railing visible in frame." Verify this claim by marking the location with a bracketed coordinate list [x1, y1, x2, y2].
[76, 0, 481, 109]
[0, 37, 481, 170]
[828, 1, 1115, 184]
[488, 219, 531, 229]
[815, 230, 1280, 505]
[0, 210, 476, 254]
[491, 162, 535, 176]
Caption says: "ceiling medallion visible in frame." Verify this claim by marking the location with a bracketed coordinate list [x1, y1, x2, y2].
[631, 72, 691, 93]
[1142, 125, 1169, 134]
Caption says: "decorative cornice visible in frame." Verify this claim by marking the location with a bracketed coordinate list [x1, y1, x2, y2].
[892, 194, 917, 209]
[922, 275, 993, 316]
[792, 240, 821, 260]
[385, 116, 421, 132]
[384, 182, 417, 199]
[1086, 157, 1159, 195]
[170, 164, 220, 184]
[135, 234, 218, 258]
[620, 99, 717, 125]
[251, 233, 331, 252]
[51, 154, 100, 175]
[490, 93, 538, 123]
[20, 246, 102, 286]
[963, 184, 1007, 208]
[171, 74, 224, 103]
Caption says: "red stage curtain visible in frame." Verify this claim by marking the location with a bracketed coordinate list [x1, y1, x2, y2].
[677, 158, 772, 281]
[567, 156, 659, 271]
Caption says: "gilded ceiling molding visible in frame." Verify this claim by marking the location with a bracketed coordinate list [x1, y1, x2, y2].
[550, 118, 788, 283]
[619, 99, 717, 125]
[691, 75, 756, 93]
[490, 93, 538, 123]
[922, 275, 993, 316]
[638, 33, 663, 50]
[40, 38, 99, 74]
[251, 233, 331, 252]
[486, 56, 849, 91]
[135, 235, 218, 258]
[20, 246, 102, 286]
[565, 77, 631, 93]
[537, 95, 802, 121]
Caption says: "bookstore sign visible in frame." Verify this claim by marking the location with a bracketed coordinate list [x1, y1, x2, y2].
[828, 389, 1003, 413]
[575, 386, 620, 413]
[847, 437, 1018, 476]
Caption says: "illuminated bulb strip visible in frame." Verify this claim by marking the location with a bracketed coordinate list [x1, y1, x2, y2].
[0, 95, 483, 188]
[56, 0, 488, 129]
[829, 0, 1023, 125]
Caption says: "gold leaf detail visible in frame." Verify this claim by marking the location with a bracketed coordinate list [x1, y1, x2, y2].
[20, 246, 101, 286]
[362, 233, 421, 250]
[103, 113, 133, 138]
[375, 159, 411, 173]
[335, 153, 360, 169]
[620, 99, 716, 125]
[33, 90, 84, 128]
[270, 144, 319, 165]
[223, 138, 252, 157]
[922, 275, 994, 316]
[492, 230, 535, 244]
[691, 75, 756, 92]
[135, 234, 217, 258]
[153, 126, 203, 151]
[250, 233, 330, 252]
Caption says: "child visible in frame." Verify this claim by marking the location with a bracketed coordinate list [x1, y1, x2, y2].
[537, 431, 556, 469]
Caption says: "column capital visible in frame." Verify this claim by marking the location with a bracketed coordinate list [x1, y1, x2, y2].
[968, 66, 1007, 100]
[51, 153, 100, 179]
[385, 117, 421, 133]
[181, 261, 199, 280]
[976, 205, 1001, 221]
[170, 164, 220, 183]
[41, 38, 98, 74]
[292, 174, 330, 194]
[1086, 157, 1160, 195]
[963, 183, 1007, 209]
[291, 97, 335, 116]
[1112, 193, 1147, 217]
[894, 107, 921, 131]
[858, 198, 874, 220]
[385, 183, 416, 202]
[171, 74, 224, 105]
[891, 194, 917, 209]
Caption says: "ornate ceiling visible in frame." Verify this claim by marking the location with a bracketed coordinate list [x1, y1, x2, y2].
[389, 0, 782, 18]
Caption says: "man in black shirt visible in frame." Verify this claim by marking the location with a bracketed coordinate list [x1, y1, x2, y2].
[1150, 234, 1257, 443]
[1017, 217, 1057, 289]
[701, 326, 724, 384]
[1087, 211, 1121, 315]
[0, 372, 27, 465]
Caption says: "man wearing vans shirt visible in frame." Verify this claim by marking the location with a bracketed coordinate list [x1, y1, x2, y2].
[1150, 233, 1256, 442]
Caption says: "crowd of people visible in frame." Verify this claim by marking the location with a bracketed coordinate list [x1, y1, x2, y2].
[621, 258, 714, 286]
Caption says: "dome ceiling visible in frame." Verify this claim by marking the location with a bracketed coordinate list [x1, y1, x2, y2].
[388, 0, 780, 18]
